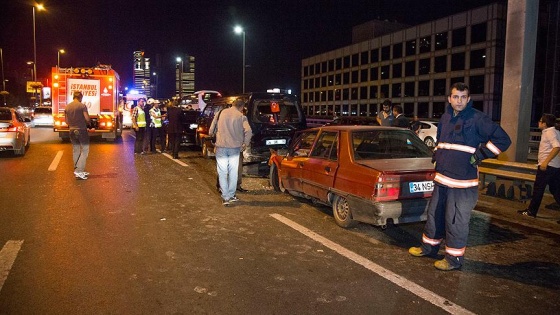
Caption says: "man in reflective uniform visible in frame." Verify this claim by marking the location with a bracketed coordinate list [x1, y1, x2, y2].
[132, 98, 147, 154]
[409, 82, 511, 271]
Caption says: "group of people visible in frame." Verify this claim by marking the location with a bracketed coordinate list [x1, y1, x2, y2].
[65, 83, 559, 272]
[131, 98, 185, 159]
[375, 99, 419, 132]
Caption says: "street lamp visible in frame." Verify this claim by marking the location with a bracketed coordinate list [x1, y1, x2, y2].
[234, 25, 246, 94]
[32, 4, 45, 82]
[152, 72, 158, 98]
[176, 57, 183, 99]
[57, 49, 65, 69]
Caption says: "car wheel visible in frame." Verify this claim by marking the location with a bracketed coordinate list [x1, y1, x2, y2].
[269, 163, 285, 193]
[424, 136, 435, 149]
[332, 195, 358, 228]
[202, 141, 210, 159]
[15, 141, 26, 156]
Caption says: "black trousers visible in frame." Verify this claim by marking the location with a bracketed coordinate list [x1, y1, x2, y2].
[168, 132, 181, 158]
[134, 127, 145, 153]
[149, 127, 164, 152]
[528, 166, 560, 214]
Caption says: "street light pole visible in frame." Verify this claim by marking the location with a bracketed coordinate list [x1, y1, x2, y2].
[176, 57, 183, 99]
[234, 26, 246, 94]
[57, 49, 65, 70]
[32, 4, 45, 82]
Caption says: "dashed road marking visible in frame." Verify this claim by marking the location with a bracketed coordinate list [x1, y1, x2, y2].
[0, 240, 24, 293]
[48, 150, 64, 171]
[270, 214, 475, 315]
[162, 152, 189, 166]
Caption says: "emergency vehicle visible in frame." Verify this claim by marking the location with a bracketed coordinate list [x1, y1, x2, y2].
[51, 64, 122, 141]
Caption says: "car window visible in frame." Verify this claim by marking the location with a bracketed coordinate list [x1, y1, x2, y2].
[421, 123, 432, 129]
[34, 107, 52, 114]
[0, 111, 12, 120]
[353, 130, 432, 159]
[290, 131, 318, 157]
[252, 98, 301, 124]
[310, 131, 338, 160]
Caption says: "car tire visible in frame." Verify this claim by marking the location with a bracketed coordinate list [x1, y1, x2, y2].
[15, 142, 26, 156]
[332, 195, 358, 228]
[424, 136, 435, 149]
[269, 163, 285, 193]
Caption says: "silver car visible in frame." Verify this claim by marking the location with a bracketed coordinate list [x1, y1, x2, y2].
[32, 106, 54, 127]
[0, 107, 31, 156]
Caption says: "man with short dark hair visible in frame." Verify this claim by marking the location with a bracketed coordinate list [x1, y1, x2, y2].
[518, 113, 560, 218]
[65, 91, 91, 180]
[408, 82, 511, 271]
[377, 99, 394, 126]
[392, 104, 409, 127]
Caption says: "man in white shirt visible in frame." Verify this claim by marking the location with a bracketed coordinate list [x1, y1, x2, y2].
[518, 114, 560, 218]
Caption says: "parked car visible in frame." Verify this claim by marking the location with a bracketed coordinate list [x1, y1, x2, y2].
[417, 120, 438, 149]
[32, 106, 54, 127]
[0, 107, 31, 156]
[269, 126, 435, 228]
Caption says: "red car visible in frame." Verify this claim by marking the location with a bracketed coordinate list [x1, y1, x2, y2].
[269, 126, 435, 228]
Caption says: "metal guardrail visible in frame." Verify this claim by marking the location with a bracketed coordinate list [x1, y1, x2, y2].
[479, 158, 537, 186]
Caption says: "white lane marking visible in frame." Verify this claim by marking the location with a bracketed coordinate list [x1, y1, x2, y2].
[270, 214, 475, 315]
[162, 152, 189, 166]
[48, 150, 64, 171]
[0, 240, 24, 293]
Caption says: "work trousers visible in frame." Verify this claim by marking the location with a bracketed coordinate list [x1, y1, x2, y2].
[134, 127, 145, 153]
[168, 132, 181, 158]
[149, 126, 164, 152]
[420, 184, 478, 268]
[528, 166, 560, 214]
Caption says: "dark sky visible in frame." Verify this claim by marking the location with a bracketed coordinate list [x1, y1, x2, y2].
[1, 0, 493, 97]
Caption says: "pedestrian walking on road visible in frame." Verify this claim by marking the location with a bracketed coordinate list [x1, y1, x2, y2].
[132, 98, 147, 154]
[65, 91, 91, 180]
[209, 98, 252, 206]
[518, 113, 560, 218]
[408, 82, 511, 271]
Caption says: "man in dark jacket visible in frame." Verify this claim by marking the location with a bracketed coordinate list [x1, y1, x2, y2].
[408, 82, 511, 271]
[392, 105, 409, 128]
[165, 100, 184, 159]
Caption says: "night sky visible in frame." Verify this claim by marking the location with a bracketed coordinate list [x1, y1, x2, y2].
[1, 0, 492, 98]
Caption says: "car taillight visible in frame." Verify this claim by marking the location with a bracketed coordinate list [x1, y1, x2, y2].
[374, 175, 401, 200]
[5, 125, 18, 132]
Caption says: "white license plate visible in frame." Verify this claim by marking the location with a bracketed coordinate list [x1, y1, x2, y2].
[189, 123, 198, 130]
[0, 132, 6, 137]
[266, 139, 286, 145]
[409, 181, 434, 193]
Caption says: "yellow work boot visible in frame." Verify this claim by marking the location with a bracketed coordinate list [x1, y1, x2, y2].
[434, 259, 460, 271]
[408, 247, 426, 257]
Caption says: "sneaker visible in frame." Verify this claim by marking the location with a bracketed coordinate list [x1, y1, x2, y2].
[434, 259, 461, 271]
[517, 209, 536, 218]
[236, 187, 249, 193]
[74, 172, 88, 180]
[408, 247, 427, 257]
[545, 203, 560, 211]
[230, 195, 240, 203]
[82, 172, 90, 176]
[222, 199, 230, 206]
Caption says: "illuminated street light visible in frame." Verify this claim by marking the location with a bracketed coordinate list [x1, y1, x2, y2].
[57, 49, 65, 69]
[176, 57, 183, 99]
[234, 25, 246, 94]
[32, 3, 45, 82]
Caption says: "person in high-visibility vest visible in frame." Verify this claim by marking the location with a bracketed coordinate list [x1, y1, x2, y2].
[132, 98, 147, 154]
[149, 99, 165, 153]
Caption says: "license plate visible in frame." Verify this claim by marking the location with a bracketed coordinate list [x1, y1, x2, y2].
[189, 123, 198, 130]
[0, 132, 6, 137]
[266, 139, 286, 145]
[409, 181, 434, 193]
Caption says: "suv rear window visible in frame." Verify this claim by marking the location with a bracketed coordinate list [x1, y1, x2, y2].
[34, 107, 52, 114]
[252, 98, 301, 124]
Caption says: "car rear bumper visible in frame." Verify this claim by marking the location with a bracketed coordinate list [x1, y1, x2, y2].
[347, 195, 429, 226]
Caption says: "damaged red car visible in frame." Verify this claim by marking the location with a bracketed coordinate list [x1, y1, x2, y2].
[269, 126, 435, 228]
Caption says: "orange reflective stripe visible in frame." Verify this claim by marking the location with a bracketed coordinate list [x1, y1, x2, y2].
[422, 234, 442, 246]
[434, 173, 479, 188]
[486, 141, 501, 155]
[436, 142, 476, 154]
[445, 246, 466, 256]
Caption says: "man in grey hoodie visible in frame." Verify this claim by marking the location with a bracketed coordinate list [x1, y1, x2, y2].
[209, 98, 252, 206]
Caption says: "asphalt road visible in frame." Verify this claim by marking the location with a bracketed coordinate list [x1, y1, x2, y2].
[0, 128, 559, 314]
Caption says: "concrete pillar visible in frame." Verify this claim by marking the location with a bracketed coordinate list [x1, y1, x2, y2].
[501, 0, 539, 162]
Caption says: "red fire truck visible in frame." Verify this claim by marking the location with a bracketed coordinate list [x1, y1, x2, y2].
[51, 64, 122, 141]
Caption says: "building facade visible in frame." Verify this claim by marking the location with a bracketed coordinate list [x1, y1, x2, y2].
[133, 50, 151, 98]
[176, 55, 195, 98]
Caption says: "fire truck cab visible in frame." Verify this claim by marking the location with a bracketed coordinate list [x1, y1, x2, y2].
[51, 65, 122, 141]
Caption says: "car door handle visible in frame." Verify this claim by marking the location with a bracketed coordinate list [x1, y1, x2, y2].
[325, 166, 331, 173]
